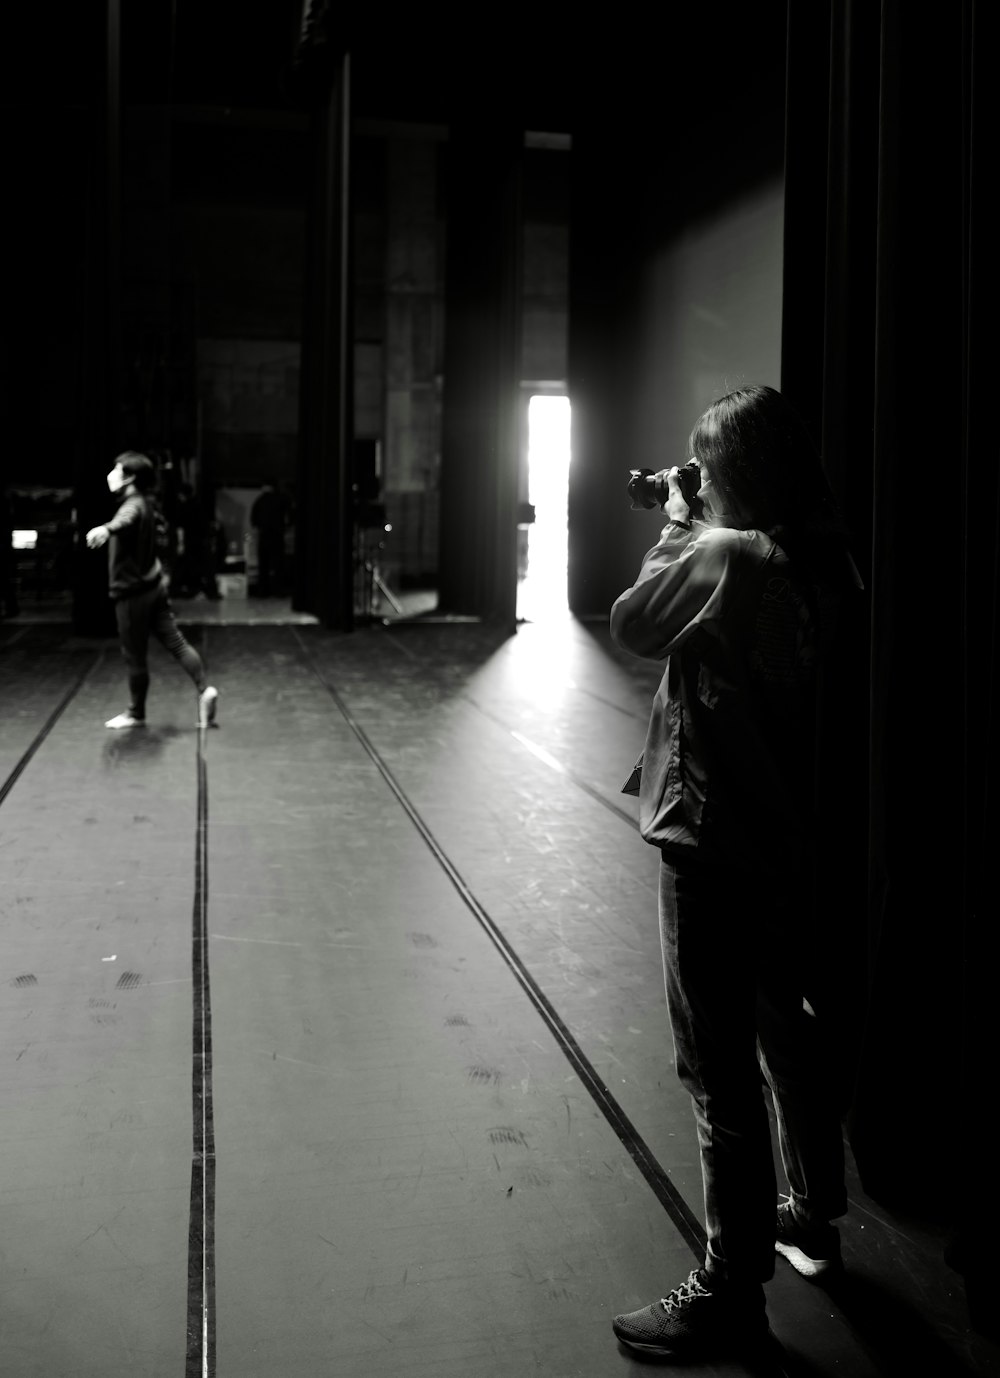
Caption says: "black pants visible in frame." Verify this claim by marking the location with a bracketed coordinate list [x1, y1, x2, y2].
[115, 579, 206, 718]
[255, 530, 284, 595]
[659, 855, 847, 1284]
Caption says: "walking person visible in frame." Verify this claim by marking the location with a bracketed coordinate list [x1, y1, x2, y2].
[609, 386, 861, 1362]
[249, 478, 287, 597]
[86, 452, 219, 730]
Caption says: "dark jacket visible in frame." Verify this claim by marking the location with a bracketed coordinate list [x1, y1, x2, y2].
[250, 487, 285, 536]
[104, 493, 163, 599]
[610, 519, 843, 877]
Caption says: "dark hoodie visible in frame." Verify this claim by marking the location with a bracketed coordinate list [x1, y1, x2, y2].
[104, 493, 163, 599]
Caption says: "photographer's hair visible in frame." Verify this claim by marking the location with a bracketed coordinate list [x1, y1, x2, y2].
[115, 451, 157, 494]
[689, 386, 850, 555]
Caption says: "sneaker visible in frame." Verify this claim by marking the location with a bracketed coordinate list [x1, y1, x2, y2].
[612, 1269, 768, 1359]
[105, 712, 145, 729]
[198, 685, 219, 728]
[775, 1198, 842, 1278]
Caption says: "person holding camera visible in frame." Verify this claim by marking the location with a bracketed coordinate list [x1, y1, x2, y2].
[86, 452, 219, 730]
[609, 386, 860, 1361]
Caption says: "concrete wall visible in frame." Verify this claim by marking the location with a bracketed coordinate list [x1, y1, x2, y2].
[195, 337, 301, 488]
[631, 176, 784, 471]
[170, 119, 308, 492]
[569, 175, 785, 618]
[522, 146, 570, 386]
[351, 131, 445, 589]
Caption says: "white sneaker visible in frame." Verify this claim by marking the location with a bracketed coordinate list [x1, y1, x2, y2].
[198, 685, 219, 728]
[106, 712, 145, 730]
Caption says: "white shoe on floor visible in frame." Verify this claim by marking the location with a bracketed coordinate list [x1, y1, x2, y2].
[106, 712, 145, 730]
[198, 685, 219, 728]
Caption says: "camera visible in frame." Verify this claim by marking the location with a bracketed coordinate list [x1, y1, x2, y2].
[627, 459, 702, 511]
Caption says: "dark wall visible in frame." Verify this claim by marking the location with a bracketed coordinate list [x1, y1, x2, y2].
[171, 119, 308, 488]
[566, 14, 788, 615]
[522, 145, 570, 385]
[3, 12, 104, 490]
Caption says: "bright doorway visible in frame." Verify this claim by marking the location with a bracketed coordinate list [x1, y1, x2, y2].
[516, 393, 571, 622]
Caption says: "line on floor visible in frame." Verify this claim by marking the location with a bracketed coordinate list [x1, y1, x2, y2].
[187, 706, 216, 1378]
[291, 628, 707, 1259]
[569, 681, 651, 722]
[0, 650, 104, 809]
[469, 699, 640, 831]
[377, 626, 645, 827]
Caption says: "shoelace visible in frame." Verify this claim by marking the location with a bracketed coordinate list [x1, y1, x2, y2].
[777, 1193, 815, 1230]
[659, 1273, 710, 1312]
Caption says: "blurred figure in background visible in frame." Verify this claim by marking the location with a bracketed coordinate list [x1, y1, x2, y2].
[86, 452, 219, 729]
[171, 482, 221, 600]
[250, 479, 287, 597]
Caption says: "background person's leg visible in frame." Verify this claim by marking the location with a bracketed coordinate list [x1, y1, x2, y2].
[151, 589, 207, 691]
[150, 586, 218, 725]
[112, 594, 151, 725]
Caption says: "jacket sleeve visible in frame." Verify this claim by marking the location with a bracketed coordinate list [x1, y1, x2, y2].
[104, 495, 143, 534]
[609, 522, 741, 660]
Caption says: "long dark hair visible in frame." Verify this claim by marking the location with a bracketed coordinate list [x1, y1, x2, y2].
[690, 385, 848, 538]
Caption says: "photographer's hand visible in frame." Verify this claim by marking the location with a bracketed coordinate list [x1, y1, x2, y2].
[663, 467, 692, 527]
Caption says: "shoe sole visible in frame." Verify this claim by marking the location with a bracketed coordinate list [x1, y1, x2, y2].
[775, 1240, 842, 1278]
[614, 1336, 675, 1354]
[613, 1327, 773, 1358]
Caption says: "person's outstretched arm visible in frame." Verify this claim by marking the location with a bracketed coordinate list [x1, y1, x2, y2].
[86, 495, 143, 549]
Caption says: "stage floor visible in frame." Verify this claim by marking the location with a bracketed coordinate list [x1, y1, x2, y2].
[1, 617, 994, 1377]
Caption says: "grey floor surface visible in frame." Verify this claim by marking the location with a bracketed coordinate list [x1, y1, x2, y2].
[1, 615, 996, 1377]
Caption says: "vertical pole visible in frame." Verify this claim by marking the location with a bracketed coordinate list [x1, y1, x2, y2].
[73, 0, 122, 635]
[295, 49, 353, 628]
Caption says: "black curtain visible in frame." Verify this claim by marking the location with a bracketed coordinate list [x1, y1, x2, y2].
[288, 24, 355, 628]
[784, 0, 1000, 1334]
[437, 122, 523, 626]
[73, 0, 124, 636]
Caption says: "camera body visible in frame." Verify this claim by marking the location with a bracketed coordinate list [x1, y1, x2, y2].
[627, 459, 702, 511]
